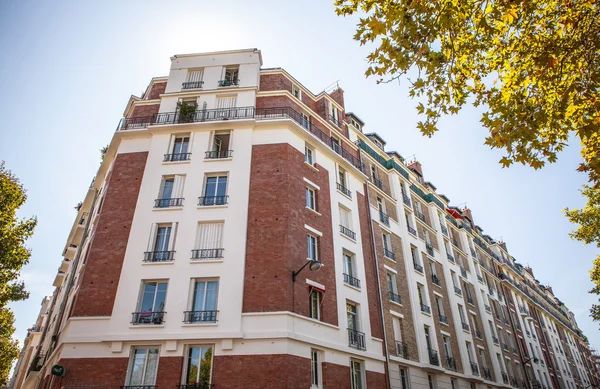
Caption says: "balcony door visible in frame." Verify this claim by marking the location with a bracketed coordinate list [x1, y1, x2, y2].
[139, 281, 167, 314]
[191, 280, 219, 321]
[127, 347, 159, 387]
[185, 346, 213, 388]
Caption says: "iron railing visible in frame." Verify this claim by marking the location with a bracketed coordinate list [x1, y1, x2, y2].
[340, 225, 356, 240]
[154, 198, 184, 208]
[183, 310, 218, 323]
[415, 210, 426, 223]
[402, 194, 411, 207]
[492, 335, 499, 344]
[407, 225, 417, 236]
[205, 150, 233, 159]
[218, 79, 239, 87]
[502, 372, 509, 384]
[178, 384, 215, 389]
[467, 296, 475, 305]
[462, 322, 470, 332]
[471, 362, 479, 376]
[388, 291, 401, 304]
[336, 182, 352, 197]
[131, 311, 165, 325]
[198, 196, 229, 206]
[432, 274, 441, 286]
[441, 225, 448, 236]
[460, 266, 467, 278]
[164, 153, 192, 162]
[414, 263, 424, 273]
[143, 251, 175, 262]
[182, 81, 204, 89]
[379, 210, 390, 227]
[383, 248, 395, 260]
[371, 176, 383, 190]
[421, 303, 431, 314]
[454, 286, 463, 296]
[426, 242, 434, 257]
[429, 349, 440, 366]
[447, 253, 455, 263]
[191, 248, 224, 260]
[348, 328, 366, 350]
[343, 273, 361, 289]
[396, 341, 408, 358]
[439, 314, 448, 324]
[483, 367, 492, 380]
[475, 330, 483, 339]
[122, 386, 157, 389]
[447, 357, 457, 371]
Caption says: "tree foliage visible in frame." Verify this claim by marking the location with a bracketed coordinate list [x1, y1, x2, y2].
[0, 161, 37, 384]
[335, 0, 600, 321]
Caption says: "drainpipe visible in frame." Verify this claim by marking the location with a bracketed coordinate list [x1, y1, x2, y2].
[360, 150, 392, 389]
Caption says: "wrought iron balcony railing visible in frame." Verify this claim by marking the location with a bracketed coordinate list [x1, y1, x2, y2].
[371, 176, 383, 190]
[177, 383, 215, 389]
[429, 349, 440, 366]
[191, 248, 224, 260]
[432, 274, 441, 286]
[164, 152, 192, 162]
[383, 248, 395, 260]
[483, 367, 492, 380]
[218, 79, 239, 87]
[421, 303, 431, 314]
[415, 210, 426, 223]
[396, 341, 408, 358]
[447, 253, 455, 263]
[447, 357, 457, 371]
[388, 291, 401, 304]
[340, 225, 356, 240]
[122, 386, 157, 389]
[379, 210, 390, 227]
[131, 311, 165, 325]
[154, 198, 184, 208]
[198, 195, 228, 206]
[414, 263, 424, 273]
[407, 225, 417, 236]
[348, 328, 366, 350]
[402, 194, 411, 207]
[343, 273, 361, 289]
[441, 225, 448, 236]
[336, 182, 351, 198]
[454, 286, 463, 296]
[182, 81, 204, 90]
[143, 251, 175, 262]
[471, 362, 479, 376]
[462, 322, 470, 332]
[492, 335, 499, 344]
[183, 310, 218, 323]
[467, 296, 475, 305]
[502, 372, 509, 384]
[439, 314, 448, 324]
[205, 150, 233, 159]
[426, 242, 434, 257]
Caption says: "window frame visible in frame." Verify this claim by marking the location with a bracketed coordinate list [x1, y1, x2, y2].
[311, 349, 323, 388]
[306, 187, 316, 211]
[307, 234, 318, 261]
[125, 346, 160, 386]
[305, 144, 315, 166]
[309, 288, 323, 321]
[350, 359, 364, 389]
[183, 344, 214, 386]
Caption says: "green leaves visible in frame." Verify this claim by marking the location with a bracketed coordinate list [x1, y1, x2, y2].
[0, 161, 37, 385]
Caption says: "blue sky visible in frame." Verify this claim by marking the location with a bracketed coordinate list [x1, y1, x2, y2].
[1, 0, 598, 350]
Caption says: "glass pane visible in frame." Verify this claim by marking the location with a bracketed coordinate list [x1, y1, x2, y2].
[154, 283, 167, 311]
[187, 347, 201, 384]
[216, 176, 228, 197]
[205, 177, 217, 197]
[193, 281, 206, 311]
[205, 282, 219, 310]
[143, 349, 159, 385]
[199, 347, 213, 386]
[162, 179, 174, 199]
[141, 283, 157, 312]
[128, 349, 148, 385]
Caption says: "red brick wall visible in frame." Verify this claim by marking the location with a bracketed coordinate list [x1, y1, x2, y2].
[367, 370, 387, 388]
[131, 104, 159, 118]
[71, 152, 148, 317]
[212, 354, 311, 389]
[156, 356, 184, 389]
[148, 82, 166, 100]
[322, 362, 351, 388]
[357, 191, 384, 340]
[49, 357, 129, 389]
[329, 88, 345, 110]
[243, 143, 338, 326]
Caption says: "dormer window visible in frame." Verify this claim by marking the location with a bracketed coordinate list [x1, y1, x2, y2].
[182, 68, 204, 90]
[292, 84, 302, 100]
[351, 118, 361, 131]
[219, 66, 239, 87]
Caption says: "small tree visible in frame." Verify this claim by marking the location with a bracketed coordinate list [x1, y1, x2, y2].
[0, 161, 37, 384]
[177, 101, 198, 123]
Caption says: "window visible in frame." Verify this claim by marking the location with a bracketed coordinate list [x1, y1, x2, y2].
[310, 289, 322, 320]
[377, 197, 386, 213]
[350, 360, 363, 389]
[387, 273, 399, 299]
[220, 66, 239, 86]
[311, 349, 322, 388]
[418, 284, 429, 312]
[208, 131, 231, 159]
[127, 347, 159, 386]
[343, 252, 356, 278]
[400, 369, 410, 389]
[428, 374, 436, 389]
[466, 341, 474, 362]
[331, 136, 341, 153]
[306, 187, 316, 210]
[300, 112, 310, 129]
[183, 68, 204, 89]
[167, 135, 190, 161]
[185, 346, 213, 386]
[436, 297, 445, 320]
[305, 144, 314, 165]
[187, 280, 219, 323]
[134, 281, 168, 324]
[383, 233, 393, 257]
[328, 100, 339, 126]
[451, 378, 458, 389]
[307, 235, 318, 261]
[339, 207, 352, 230]
[443, 336, 452, 358]
[411, 246, 420, 266]
[193, 222, 224, 259]
[201, 175, 228, 205]
[371, 166, 378, 181]
[146, 223, 176, 262]
[155, 175, 185, 207]
[424, 326, 433, 351]
[292, 84, 302, 100]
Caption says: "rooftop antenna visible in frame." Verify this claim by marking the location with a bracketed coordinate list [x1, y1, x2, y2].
[405, 154, 417, 164]
[323, 80, 341, 94]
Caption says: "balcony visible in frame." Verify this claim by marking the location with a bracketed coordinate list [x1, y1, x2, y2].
[379, 210, 390, 227]
[426, 242, 434, 257]
[182, 81, 204, 90]
[432, 274, 441, 286]
[343, 273, 361, 289]
[421, 303, 431, 314]
[198, 196, 228, 206]
[447, 357, 457, 371]
[467, 296, 475, 305]
[447, 253, 455, 263]
[218, 79, 239, 87]
[484, 304, 491, 313]
[502, 372, 509, 384]
[164, 153, 192, 162]
[471, 362, 479, 376]
[402, 194, 411, 207]
[415, 210, 426, 223]
[396, 341, 408, 359]
[441, 225, 448, 236]
[131, 311, 165, 325]
[477, 275, 484, 283]
[383, 248, 395, 260]
[348, 328, 366, 350]
[414, 263, 424, 273]
[336, 182, 352, 198]
[340, 225, 356, 240]
[460, 266, 467, 278]
[510, 377, 519, 387]
[492, 335, 499, 344]
[475, 330, 483, 339]
[439, 314, 448, 324]
[191, 248, 224, 260]
[371, 176, 383, 190]
[407, 224, 417, 236]
[483, 367, 492, 380]
[428, 349, 440, 366]
[205, 150, 233, 159]
[451, 238, 460, 249]
[503, 343, 509, 351]
[143, 251, 175, 263]
[388, 291, 401, 304]
[462, 322, 470, 332]
[154, 198, 184, 208]
[183, 310, 218, 323]
[454, 286, 463, 296]
[470, 247, 477, 258]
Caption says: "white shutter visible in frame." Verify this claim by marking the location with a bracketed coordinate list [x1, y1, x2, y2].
[339, 208, 350, 229]
[173, 175, 185, 198]
[196, 223, 224, 249]
[167, 222, 178, 251]
[147, 223, 158, 251]
[216, 96, 236, 109]
[187, 69, 203, 82]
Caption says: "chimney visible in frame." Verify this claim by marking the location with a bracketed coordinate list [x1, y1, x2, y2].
[524, 266, 534, 277]
[461, 207, 474, 225]
[499, 241, 508, 252]
[407, 160, 424, 180]
[546, 286, 554, 295]
[329, 88, 345, 110]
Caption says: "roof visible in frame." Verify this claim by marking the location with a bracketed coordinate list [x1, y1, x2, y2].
[364, 132, 387, 145]
[346, 112, 365, 125]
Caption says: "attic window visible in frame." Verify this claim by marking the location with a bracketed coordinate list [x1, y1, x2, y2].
[292, 85, 302, 100]
[351, 118, 361, 131]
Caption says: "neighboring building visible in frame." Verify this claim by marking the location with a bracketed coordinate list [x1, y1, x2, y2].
[9, 48, 600, 389]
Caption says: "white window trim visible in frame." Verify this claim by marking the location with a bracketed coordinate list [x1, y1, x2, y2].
[303, 177, 320, 190]
[305, 224, 323, 237]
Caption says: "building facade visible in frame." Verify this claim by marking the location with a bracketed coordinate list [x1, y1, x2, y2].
[9, 48, 600, 389]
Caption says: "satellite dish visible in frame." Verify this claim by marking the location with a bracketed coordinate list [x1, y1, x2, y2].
[309, 260, 323, 272]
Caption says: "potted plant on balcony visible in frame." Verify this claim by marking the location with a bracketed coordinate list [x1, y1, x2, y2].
[177, 101, 198, 124]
